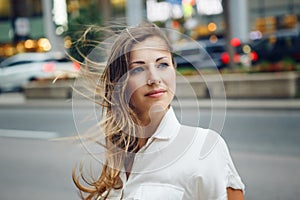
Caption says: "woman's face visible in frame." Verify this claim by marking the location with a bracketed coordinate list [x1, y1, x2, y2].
[126, 36, 176, 117]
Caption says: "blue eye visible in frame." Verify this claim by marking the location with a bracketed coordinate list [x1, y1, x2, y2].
[158, 62, 169, 68]
[130, 67, 144, 75]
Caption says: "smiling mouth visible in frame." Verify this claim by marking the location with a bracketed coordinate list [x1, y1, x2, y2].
[145, 89, 166, 98]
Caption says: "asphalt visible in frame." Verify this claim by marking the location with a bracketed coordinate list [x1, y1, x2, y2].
[1, 92, 300, 110]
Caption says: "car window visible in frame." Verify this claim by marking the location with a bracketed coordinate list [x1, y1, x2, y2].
[44, 58, 70, 63]
[252, 38, 273, 51]
[180, 48, 200, 56]
[282, 36, 293, 50]
[5, 60, 34, 67]
[291, 36, 300, 51]
[206, 45, 225, 54]
[53, 58, 70, 62]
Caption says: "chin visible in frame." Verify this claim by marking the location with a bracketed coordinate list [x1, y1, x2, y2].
[149, 103, 169, 113]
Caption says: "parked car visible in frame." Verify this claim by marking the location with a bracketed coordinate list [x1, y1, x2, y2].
[173, 38, 258, 69]
[173, 39, 224, 69]
[0, 52, 80, 92]
[249, 30, 300, 62]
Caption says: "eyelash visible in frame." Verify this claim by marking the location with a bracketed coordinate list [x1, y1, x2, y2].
[130, 67, 143, 75]
[130, 62, 170, 75]
[158, 62, 169, 68]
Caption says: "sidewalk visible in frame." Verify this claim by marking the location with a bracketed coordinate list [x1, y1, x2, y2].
[1, 92, 300, 110]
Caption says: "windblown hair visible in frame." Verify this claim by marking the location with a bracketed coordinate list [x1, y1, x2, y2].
[72, 22, 174, 200]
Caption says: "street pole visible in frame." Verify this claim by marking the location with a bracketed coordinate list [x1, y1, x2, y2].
[222, 0, 235, 70]
[41, 0, 64, 53]
[98, 0, 111, 24]
[126, 0, 144, 26]
[230, 0, 248, 42]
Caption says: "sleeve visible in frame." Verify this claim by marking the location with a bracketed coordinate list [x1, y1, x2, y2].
[219, 136, 245, 193]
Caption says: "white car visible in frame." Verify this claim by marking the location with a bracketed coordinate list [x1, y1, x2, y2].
[0, 52, 80, 92]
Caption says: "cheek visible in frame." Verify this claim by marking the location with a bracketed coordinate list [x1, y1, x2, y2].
[127, 75, 146, 92]
[165, 69, 176, 93]
[126, 78, 145, 104]
[127, 87, 145, 110]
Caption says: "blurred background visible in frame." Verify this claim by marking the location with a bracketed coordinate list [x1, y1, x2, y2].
[0, 1, 300, 200]
[0, 0, 300, 95]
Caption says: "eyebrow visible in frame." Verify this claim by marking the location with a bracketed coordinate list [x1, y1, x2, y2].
[129, 56, 168, 66]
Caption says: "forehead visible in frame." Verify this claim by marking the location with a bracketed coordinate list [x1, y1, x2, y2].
[130, 36, 169, 52]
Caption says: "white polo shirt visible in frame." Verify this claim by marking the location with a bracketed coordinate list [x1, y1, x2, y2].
[104, 107, 245, 200]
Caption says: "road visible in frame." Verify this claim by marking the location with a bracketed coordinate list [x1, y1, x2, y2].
[0, 103, 300, 199]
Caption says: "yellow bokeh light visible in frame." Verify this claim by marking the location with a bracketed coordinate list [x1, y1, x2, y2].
[209, 35, 218, 43]
[269, 35, 277, 44]
[242, 45, 251, 54]
[111, 0, 125, 6]
[24, 39, 35, 49]
[3, 45, 15, 57]
[207, 22, 217, 32]
[64, 36, 72, 49]
[37, 38, 51, 51]
[16, 42, 25, 52]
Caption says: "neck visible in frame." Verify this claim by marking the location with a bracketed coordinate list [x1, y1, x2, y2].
[136, 107, 168, 145]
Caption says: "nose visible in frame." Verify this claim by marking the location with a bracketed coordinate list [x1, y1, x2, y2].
[147, 65, 161, 86]
[147, 79, 161, 85]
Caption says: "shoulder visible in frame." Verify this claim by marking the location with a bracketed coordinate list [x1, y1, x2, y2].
[179, 125, 229, 159]
[199, 128, 228, 159]
[179, 126, 246, 194]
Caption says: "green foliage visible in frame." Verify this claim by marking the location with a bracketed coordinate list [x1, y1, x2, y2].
[250, 57, 296, 73]
[63, 1, 104, 63]
[296, 63, 300, 71]
[176, 66, 198, 76]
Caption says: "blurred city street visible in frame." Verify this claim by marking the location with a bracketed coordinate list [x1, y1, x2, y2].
[1, 0, 300, 199]
[0, 93, 300, 200]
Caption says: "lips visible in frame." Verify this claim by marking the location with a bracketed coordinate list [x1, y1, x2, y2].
[145, 89, 166, 98]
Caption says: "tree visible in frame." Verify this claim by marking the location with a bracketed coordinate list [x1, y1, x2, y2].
[64, 0, 104, 63]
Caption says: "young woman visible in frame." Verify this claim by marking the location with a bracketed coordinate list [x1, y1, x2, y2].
[73, 22, 245, 200]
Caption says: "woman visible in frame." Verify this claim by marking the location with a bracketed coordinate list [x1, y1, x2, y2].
[73, 22, 245, 200]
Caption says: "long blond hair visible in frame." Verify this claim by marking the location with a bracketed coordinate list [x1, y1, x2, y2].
[72, 22, 174, 199]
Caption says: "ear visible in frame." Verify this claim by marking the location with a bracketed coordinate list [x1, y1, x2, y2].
[171, 56, 177, 69]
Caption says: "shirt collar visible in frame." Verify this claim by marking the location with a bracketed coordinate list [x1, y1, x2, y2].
[150, 107, 180, 140]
